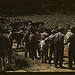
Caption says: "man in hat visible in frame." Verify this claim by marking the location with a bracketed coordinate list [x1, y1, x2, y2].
[64, 26, 75, 69]
[40, 29, 49, 62]
[23, 29, 31, 58]
[41, 29, 49, 39]
[50, 27, 67, 68]
[49, 29, 56, 65]
[65, 30, 73, 39]
[29, 29, 39, 60]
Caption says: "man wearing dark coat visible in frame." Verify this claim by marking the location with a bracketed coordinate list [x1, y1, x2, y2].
[50, 27, 67, 68]
[29, 29, 39, 60]
[23, 29, 31, 58]
[64, 27, 75, 68]
[49, 29, 56, 65]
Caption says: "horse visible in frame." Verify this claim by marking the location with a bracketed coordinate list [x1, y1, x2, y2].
[0, 32, 12, 70]
[10, 32, 24, 49]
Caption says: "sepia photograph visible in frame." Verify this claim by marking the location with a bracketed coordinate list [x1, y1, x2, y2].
[0, 0, 75, 72]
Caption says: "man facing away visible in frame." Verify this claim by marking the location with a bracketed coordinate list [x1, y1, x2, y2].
[64, 27, 75, 69]
[23, 29, 31, 58]
[49, 27, 67, 68]
[49, 29, 56, 65]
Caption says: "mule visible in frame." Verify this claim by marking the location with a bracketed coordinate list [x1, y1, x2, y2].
[10, 32, 24, 49]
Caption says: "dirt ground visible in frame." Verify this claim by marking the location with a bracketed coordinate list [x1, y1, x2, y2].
[5, 43, 75, 72]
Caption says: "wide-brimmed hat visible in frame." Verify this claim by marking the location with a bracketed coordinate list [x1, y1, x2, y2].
[57, 27, 63, 31]
[28, 22, 31, 25]
[51, 29, 56, 33]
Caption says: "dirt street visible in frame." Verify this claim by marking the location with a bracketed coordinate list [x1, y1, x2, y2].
[6, 43, 75, 72]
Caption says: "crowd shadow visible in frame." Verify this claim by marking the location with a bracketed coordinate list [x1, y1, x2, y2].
[8, 48, 75, 71]
[48, 57, 75, 70]
[13, 48, 25, 52]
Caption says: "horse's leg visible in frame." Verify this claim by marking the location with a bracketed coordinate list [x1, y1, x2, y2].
[2, 54, 5, 69]
[17, 40, 19, 48]
[22, 39, 24, 46]
[20, 39, 22, 48]
[8, 48, 12, 64]
[9, 39, 12, 63]
[11, 40, 13, 49]
[23, 40, 25, 46]
[17, 39, 21, 48]
[21, 39, 22, 46]
[34, 48, 37, 58]
[41, 51, 43, 63]
[44, 49, 48, 63]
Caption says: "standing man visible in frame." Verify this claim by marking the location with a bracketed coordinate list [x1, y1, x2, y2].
[35, 30, 41, 58]
[29, 29, 41, 60]
[50, 27, 67, 68]
[29, 29, 37, 60]
[64, 27, 75, 69]
[23, 29, 31, 58]
[39, 29, 49, 63]
[49, 29, 56, 65]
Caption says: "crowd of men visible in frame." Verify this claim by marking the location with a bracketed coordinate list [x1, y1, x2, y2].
[0, 18, 75, 70]
[23, 26, 75, 69]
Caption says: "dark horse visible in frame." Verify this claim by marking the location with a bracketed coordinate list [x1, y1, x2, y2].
[10, 32, 24, 49]
[0, 27, 12, 70]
